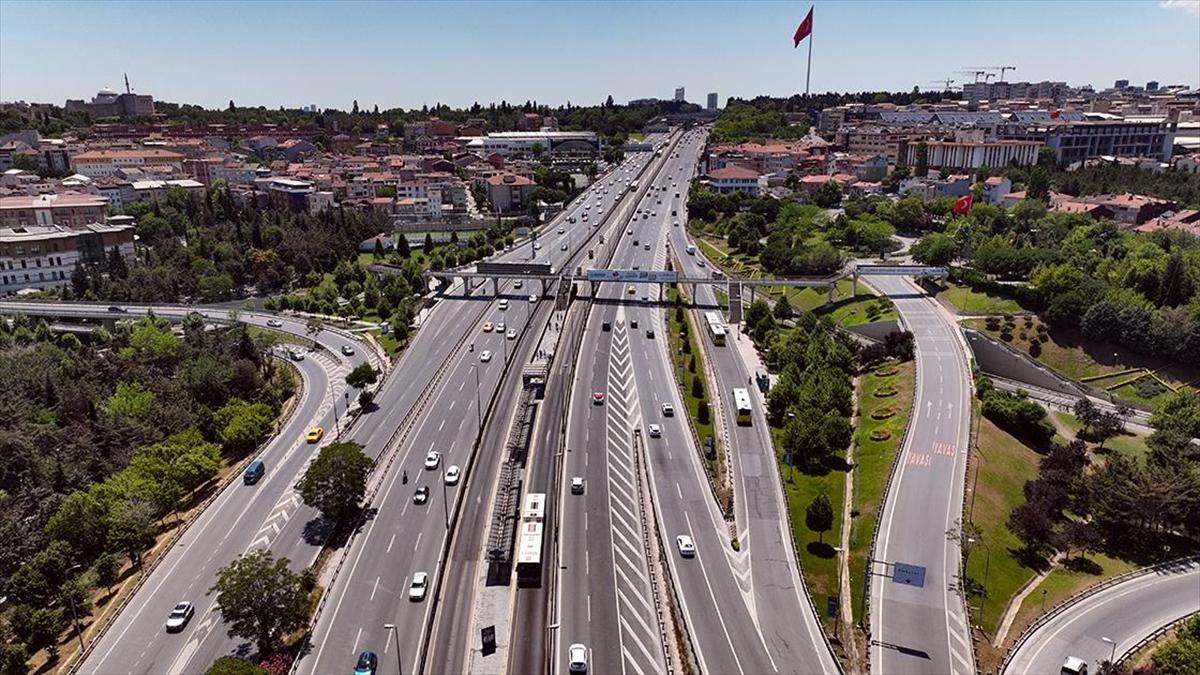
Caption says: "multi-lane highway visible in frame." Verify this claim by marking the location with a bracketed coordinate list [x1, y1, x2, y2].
[867, 275, 975, 675]
[296, 143, 665, 675]
[1003, 558, 1200, 674]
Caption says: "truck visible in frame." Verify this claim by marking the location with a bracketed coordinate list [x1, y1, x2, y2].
[686, 244, 696, 255]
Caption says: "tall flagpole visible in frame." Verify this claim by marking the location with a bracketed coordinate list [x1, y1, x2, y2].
[804, 9, 813, 107]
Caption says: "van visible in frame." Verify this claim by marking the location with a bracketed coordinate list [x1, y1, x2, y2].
[498, 299, 509, 310]
[243, 460, 265, 485]
[686, 244, 696, 255]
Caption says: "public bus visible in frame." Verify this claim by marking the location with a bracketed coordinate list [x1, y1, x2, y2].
[732, 388, 753, 426]
[515, 492, 546, 588]
[704, 311, 727, 346]
[630, 179, 640, 193]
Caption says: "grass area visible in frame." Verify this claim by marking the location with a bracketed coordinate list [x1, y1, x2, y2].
[1051, 411, 1151, 462]
[848, 360, 916, 625]
[967, 315, 1200, 410]
[665, 286, 728, 510]
[936, 281, 1031, 315]
[966, 416, 1044, 636]
[713, 288, 729, 310]
[776, 425, 846, 636]
[817, 290, 897, 328]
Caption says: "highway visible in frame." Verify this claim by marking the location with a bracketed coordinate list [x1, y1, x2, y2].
[554, 126, 839, 675]
[866, 275, 975, 675]
[296, 144, 665, 675]
[1003, 557, 1200, 674]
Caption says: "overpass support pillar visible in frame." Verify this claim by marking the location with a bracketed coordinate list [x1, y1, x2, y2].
[852, 270, 859, 297]
[590, 281, 599, 298]
[826, 283, 834, 306]
[491, 277, 499, 296]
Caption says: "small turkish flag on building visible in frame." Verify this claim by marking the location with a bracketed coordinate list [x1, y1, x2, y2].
[952, 194, 973, 215]
[1050, 110, 1061, 120]
[793, 7, 814, 47]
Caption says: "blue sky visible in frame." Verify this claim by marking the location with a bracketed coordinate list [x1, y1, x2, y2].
[1, 1, 1197, 110]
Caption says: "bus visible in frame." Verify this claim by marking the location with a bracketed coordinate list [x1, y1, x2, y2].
[630, 179, 640, 193]
[732, 388, 753, 426]
[516, 492, 546, 587]
[704, 311, 727, 346]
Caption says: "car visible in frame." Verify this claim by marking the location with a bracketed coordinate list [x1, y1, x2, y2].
[164, 601, 195, 632]
[341, 344, 355, 356]
[528, 294, 538, 303]
[571, 476, 585, 494]
[697, 259, 706, 267]
[630, 319, 638, 329]
[306, 427, 324, 444]
[673, 220, 680, 227]
[592, 392, 605, 405]
[353, 651, 378, 675]
[533, 242, 542, 250]
[646, 328, 655, 338]
[506, 329, 517, 340]
[558, 226, 566, 234]
[107, 305, 127, 313]
[513, 279, 523, 289]
[498, 299, 509, 310]
[482, 322, 494, 332]
[648, 424, 662, 438]
[413, 486, 429, 504]
[445, 465, 461, 485]
[1060, 656, 1088, 675]
[561, 243, 568, 251]
[495, 322, 506, 332]
[643, 244, 650, 251]
[662, 402, 675, 416]
[568, 643, 588, 673]
[480, 350, 492, 362]
[266, 318, 284, 328]
[676, 535, 696, 557]
[289, 349, 306, 361]
[408, 572, 428, 601]
[243, 459, 265, 485]
[424, 451, 441, 470]
[626, 228, 633, 235]
[627, 285, 636, 295]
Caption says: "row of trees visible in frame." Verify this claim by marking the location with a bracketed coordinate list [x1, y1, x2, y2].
[0, 314, 290, 665]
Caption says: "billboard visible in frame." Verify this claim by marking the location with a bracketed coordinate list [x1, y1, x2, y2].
[585, 269, 678, 283]
[476, 262, 554, 276]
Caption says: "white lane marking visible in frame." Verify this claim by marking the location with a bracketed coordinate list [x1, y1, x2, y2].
[352, 626, 362, 654]
[414, 531, 423, 551]
[370, 576, 380, 601]
[387, 533, 396, 553]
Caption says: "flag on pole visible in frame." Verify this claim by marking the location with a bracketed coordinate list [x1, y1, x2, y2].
[793, 6, 814, 47]
[1049, 109, 1061, 120]
[952, 194, 974, 215]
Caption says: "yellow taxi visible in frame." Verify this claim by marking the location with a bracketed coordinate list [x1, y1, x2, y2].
[306, 427, 324, 444]
[627, 285, 636, 295]
[482, 322, 495, 332]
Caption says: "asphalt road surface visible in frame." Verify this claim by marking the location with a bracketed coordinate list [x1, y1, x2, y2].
[866, 275, 975, 675]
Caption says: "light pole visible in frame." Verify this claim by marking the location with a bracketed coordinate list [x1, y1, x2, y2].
[332, 387, 342, 437]
[1102, 636, 1117, 664]
[440, 469, 450, 531]
[470, 364, 483, 434]
[383, 623, 403, 675]
[968, 537, 991, 618]
[64, 563, 85, 652]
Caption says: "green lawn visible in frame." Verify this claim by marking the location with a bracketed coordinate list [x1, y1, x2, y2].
[848, 360, 916, 625]
[817, 290, 897, 328]
[967, 416, 1045, 636]
[938, 282, 1031, 315]
[1051, 411, 1151, 462]
[775, 425, 846, 636]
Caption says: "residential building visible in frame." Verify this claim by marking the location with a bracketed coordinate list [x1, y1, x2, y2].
[71, 148, 185, 178]
[707, 92, 719, 111]
[675, 87, 685, 102]
[826, 153, 887, 181]
[1097, 193, 1174, 225]
[0, 192, 109, 228]
[462, 131, 600, 158]
[1001, 116, 1176, 164]
[705, 166, 766, 195]
[1, 220, 135, 295]
[904, 138, 1041, 170]
[484, 173, 536, 212]
[254, 177, 315, 213]
[981, 176, 1012, 205]
[899, 174, 972, 199]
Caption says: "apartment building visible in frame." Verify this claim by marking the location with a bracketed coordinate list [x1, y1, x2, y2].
[903, 138, 1042, 170]
[0, 192, 109, 228]
[484, 173, 536, 212]
[71, 148, 185, 177]
[999, 116, 1176, 164]
[705, 166, 766, 195]
[1, 220, 135, 295]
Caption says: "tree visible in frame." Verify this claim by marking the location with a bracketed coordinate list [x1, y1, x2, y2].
[1091, 411, 1124, 450]
[93, 551, 121, 594]
[206, 657, 269, 675]
[107, 498, 158, 567]
[0, 643, 30, 675]
[45, 490, 108, 558]
[395, 234, 411, 258]
[773, 296, 793, 321]
[805, 493, 834, 543]
[697, 399, 710, 424]
[345, 362, 380, 389]
[1055, 520, 1102, 560]
[10, 605, 62, 658]
[914, 141, 929, 177]
[210, 550, 309, 656]
[812, 180, 843, 208]
[305, 317, 324, 338]
[910, 232, 958, 266]
[691, 374, 704, 400]
[1008, 498, 1055, 551]
[1152, 631, 1200, 675]
[1074, 398, 1101, 438]
[423, 233, 434, 255]
[298, 442, 373, 523]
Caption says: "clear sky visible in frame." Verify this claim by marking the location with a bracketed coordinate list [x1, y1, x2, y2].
[1, 0, 1197, 111]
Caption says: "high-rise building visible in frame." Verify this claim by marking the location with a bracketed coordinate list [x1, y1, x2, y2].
[1114, 79, 1130, 89]
[1146, 81, 1159, 92]
[707, 92, 719, 111]
[674, 87, 685, 102]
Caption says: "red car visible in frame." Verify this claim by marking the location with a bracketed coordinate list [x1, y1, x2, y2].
[592, 392, 605, 405]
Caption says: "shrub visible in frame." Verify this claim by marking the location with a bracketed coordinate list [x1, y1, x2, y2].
[1029, 341, 1042, 357]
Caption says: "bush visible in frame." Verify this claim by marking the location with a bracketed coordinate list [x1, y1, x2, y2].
[985, 316, 1001, 331]
[698, 399, 710, 424]
[691, 375, 705, 399]
[982, 389, 1055, 448]
[1029, 341, 1042, 357]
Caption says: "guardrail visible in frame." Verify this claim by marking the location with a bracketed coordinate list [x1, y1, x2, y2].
[999, 554, 1200, 673]
[1118, 611, 1199, 665]
[632, 429, 678, 674]
[70, 351, 309, 674]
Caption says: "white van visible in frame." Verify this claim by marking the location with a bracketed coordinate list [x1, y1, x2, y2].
[498, 299, 509, 310]
[686, 244, 696, 255]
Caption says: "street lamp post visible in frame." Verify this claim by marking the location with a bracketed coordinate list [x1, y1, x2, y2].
[471, 364, 483, 434]
[64, 563, 85, 652]
[383, 623, 403, 675]
[441, 469, 450, 531]
[1102, 636, 1117, 664]
[332, 387, 342, 437]
[968, 538, 991, 617]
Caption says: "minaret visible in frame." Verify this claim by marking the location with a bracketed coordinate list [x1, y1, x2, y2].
[124, 73, 131, 94]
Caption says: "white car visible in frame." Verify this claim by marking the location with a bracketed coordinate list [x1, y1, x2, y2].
[528, 294, 538, 303]
[445, 465, 461, 485]
[495, 322, 506, 332]
[424, 451, 441, 470]
[341, 344, 355, 356]
[648, 424, 662, 438]
[568, 643, 588, 673]
[266, 319, 284, 328]
[289, 349, 305, 362]
[506, 329, 517, 340]
[697, 259, 706, 267]
[513, 279, 523, 289]
[558, 226, 566, 234]
[676, 535, 696, 557]
[661, 403, 675, 417]
[533, 242, 542, 250]
[561, 243, 568, 251]
[626, 228, 634, 235]
[408, 572, 428, 601]
[571, 476, 585, 494]
[480, 350, 493, 362]
[164, 601, 194, 632]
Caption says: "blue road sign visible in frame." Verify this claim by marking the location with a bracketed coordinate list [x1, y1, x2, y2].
[892, 562, 926, 587]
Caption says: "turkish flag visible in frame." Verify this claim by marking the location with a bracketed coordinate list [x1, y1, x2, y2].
[1050, 110, 1061, 120]
[793, 7, 813, 47]
[952, 194, 973, 215]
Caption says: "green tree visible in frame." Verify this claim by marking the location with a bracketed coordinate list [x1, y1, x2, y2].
[206, 657, 270, 675]
[812, 180, 843, 208]
[298, 442, 373, 523]
[423, 233, 434, 255]
[910, 232, 959, 266]
[210, 550, 309, 656]
[345, 362, 380, 389]
[395, 234, 411, 259]
[773, 296, 793, 321]
[45, 490, 109, 558]
[805, 493, 834, 544]
[8, 605, 62, 659]
[106, 498, 158, 567]
[1152, 633, 1200, 675]
[0, 643, 30, 675]
[914, 141, 929, 177]
[214, 400, 275, 454]
[93, 551, 122, 594]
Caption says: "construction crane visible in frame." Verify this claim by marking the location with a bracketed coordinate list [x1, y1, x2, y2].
[964, 65, 1017, 82]
[956, 69, 992, 84]
[926, 78, 957, 91]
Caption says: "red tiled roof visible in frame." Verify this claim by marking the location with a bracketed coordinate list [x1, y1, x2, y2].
[708, 166, 760, 180]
